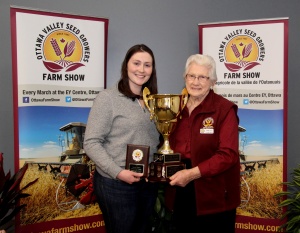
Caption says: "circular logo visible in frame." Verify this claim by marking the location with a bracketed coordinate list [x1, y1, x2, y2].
[203, 117, 214, 128]
[225, 36, 259, 64]
[132, 149, 143, 162]
[219, 31, 265, 73]
[44, 30, 83, 64]
[35, 24, 90, 73]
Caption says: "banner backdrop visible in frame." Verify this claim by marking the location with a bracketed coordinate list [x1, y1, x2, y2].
[199, 18, 288, 232]
[11, 6, 108, 232]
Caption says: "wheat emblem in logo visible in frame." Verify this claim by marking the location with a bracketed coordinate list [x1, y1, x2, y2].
[224, 36, 260, 72]
[203, 117, 214, 128]
[42, 30, 85, 73]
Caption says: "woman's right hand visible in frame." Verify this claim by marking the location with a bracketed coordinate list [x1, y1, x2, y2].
[116, 169, 143, 184]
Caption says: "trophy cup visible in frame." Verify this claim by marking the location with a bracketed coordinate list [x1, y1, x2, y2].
[143, 87, 188, 182]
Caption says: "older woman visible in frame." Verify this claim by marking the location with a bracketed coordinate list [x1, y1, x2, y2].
[169, 54, 240, 233]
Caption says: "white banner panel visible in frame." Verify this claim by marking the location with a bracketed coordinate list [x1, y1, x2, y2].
[199, 18, 288, 233]
[11, 6, 108, 233]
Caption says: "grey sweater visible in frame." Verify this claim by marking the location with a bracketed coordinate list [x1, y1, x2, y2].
[84, 86, 160, 179]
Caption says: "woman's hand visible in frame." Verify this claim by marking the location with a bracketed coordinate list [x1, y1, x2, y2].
[117, 169, 143, 184]
[169, 167, 201, 187]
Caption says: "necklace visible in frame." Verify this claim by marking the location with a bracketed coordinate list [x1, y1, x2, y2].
[137, 99, 146, 113]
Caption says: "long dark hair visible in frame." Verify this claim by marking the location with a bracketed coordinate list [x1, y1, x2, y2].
[118, 44, 158, 100]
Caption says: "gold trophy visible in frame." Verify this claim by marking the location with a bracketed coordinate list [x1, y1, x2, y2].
[143, 87, 188, 182]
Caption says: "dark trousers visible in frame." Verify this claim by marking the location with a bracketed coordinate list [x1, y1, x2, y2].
[93, 171, 158, 233]
[172, 160, 236, 233]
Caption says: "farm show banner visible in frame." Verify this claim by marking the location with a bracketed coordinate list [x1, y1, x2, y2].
[199, 18, 288, 232]
[11, 6, 108, 233]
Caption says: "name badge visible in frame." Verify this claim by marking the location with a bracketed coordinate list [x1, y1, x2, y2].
[200, 128, 214, 134]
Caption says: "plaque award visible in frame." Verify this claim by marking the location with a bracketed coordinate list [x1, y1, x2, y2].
[126, 144, 150, 178]
[143, 87, 188, 182]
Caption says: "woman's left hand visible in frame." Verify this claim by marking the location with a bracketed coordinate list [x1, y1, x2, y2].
[169, 167, 201, 187]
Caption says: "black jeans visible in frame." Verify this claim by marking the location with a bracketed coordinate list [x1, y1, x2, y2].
[93, 172, 158, 233]
[172, 159, 236, 233]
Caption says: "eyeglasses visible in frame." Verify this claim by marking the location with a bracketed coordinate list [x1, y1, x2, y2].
[185, 74, 209, 82]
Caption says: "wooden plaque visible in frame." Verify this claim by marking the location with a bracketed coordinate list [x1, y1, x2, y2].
[126, 144, 150, 178]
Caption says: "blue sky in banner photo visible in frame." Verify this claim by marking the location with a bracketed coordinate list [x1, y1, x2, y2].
[238, 109, 283, 157]
[17, 106, 283, 158]
[18, 106, 90, 159]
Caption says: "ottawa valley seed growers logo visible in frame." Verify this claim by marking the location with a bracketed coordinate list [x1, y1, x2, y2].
[35, 22, 90, 73]
[219, 29, 266, 72]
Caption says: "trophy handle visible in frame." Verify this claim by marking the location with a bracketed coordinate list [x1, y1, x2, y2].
[181, 87, 189, 109]
[143, 87, 154, 120]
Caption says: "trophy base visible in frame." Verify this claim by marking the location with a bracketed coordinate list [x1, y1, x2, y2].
[148, 153, 185, 182]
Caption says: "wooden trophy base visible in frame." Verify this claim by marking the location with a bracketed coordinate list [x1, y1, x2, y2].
[148, 153, 185, 182]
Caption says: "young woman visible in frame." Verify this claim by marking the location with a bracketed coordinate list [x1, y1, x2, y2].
[84, 44, 160, 233]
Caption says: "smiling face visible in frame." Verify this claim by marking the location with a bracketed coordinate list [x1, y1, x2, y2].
[185, 62, 214, 101]
[127, 51, 153, 95]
